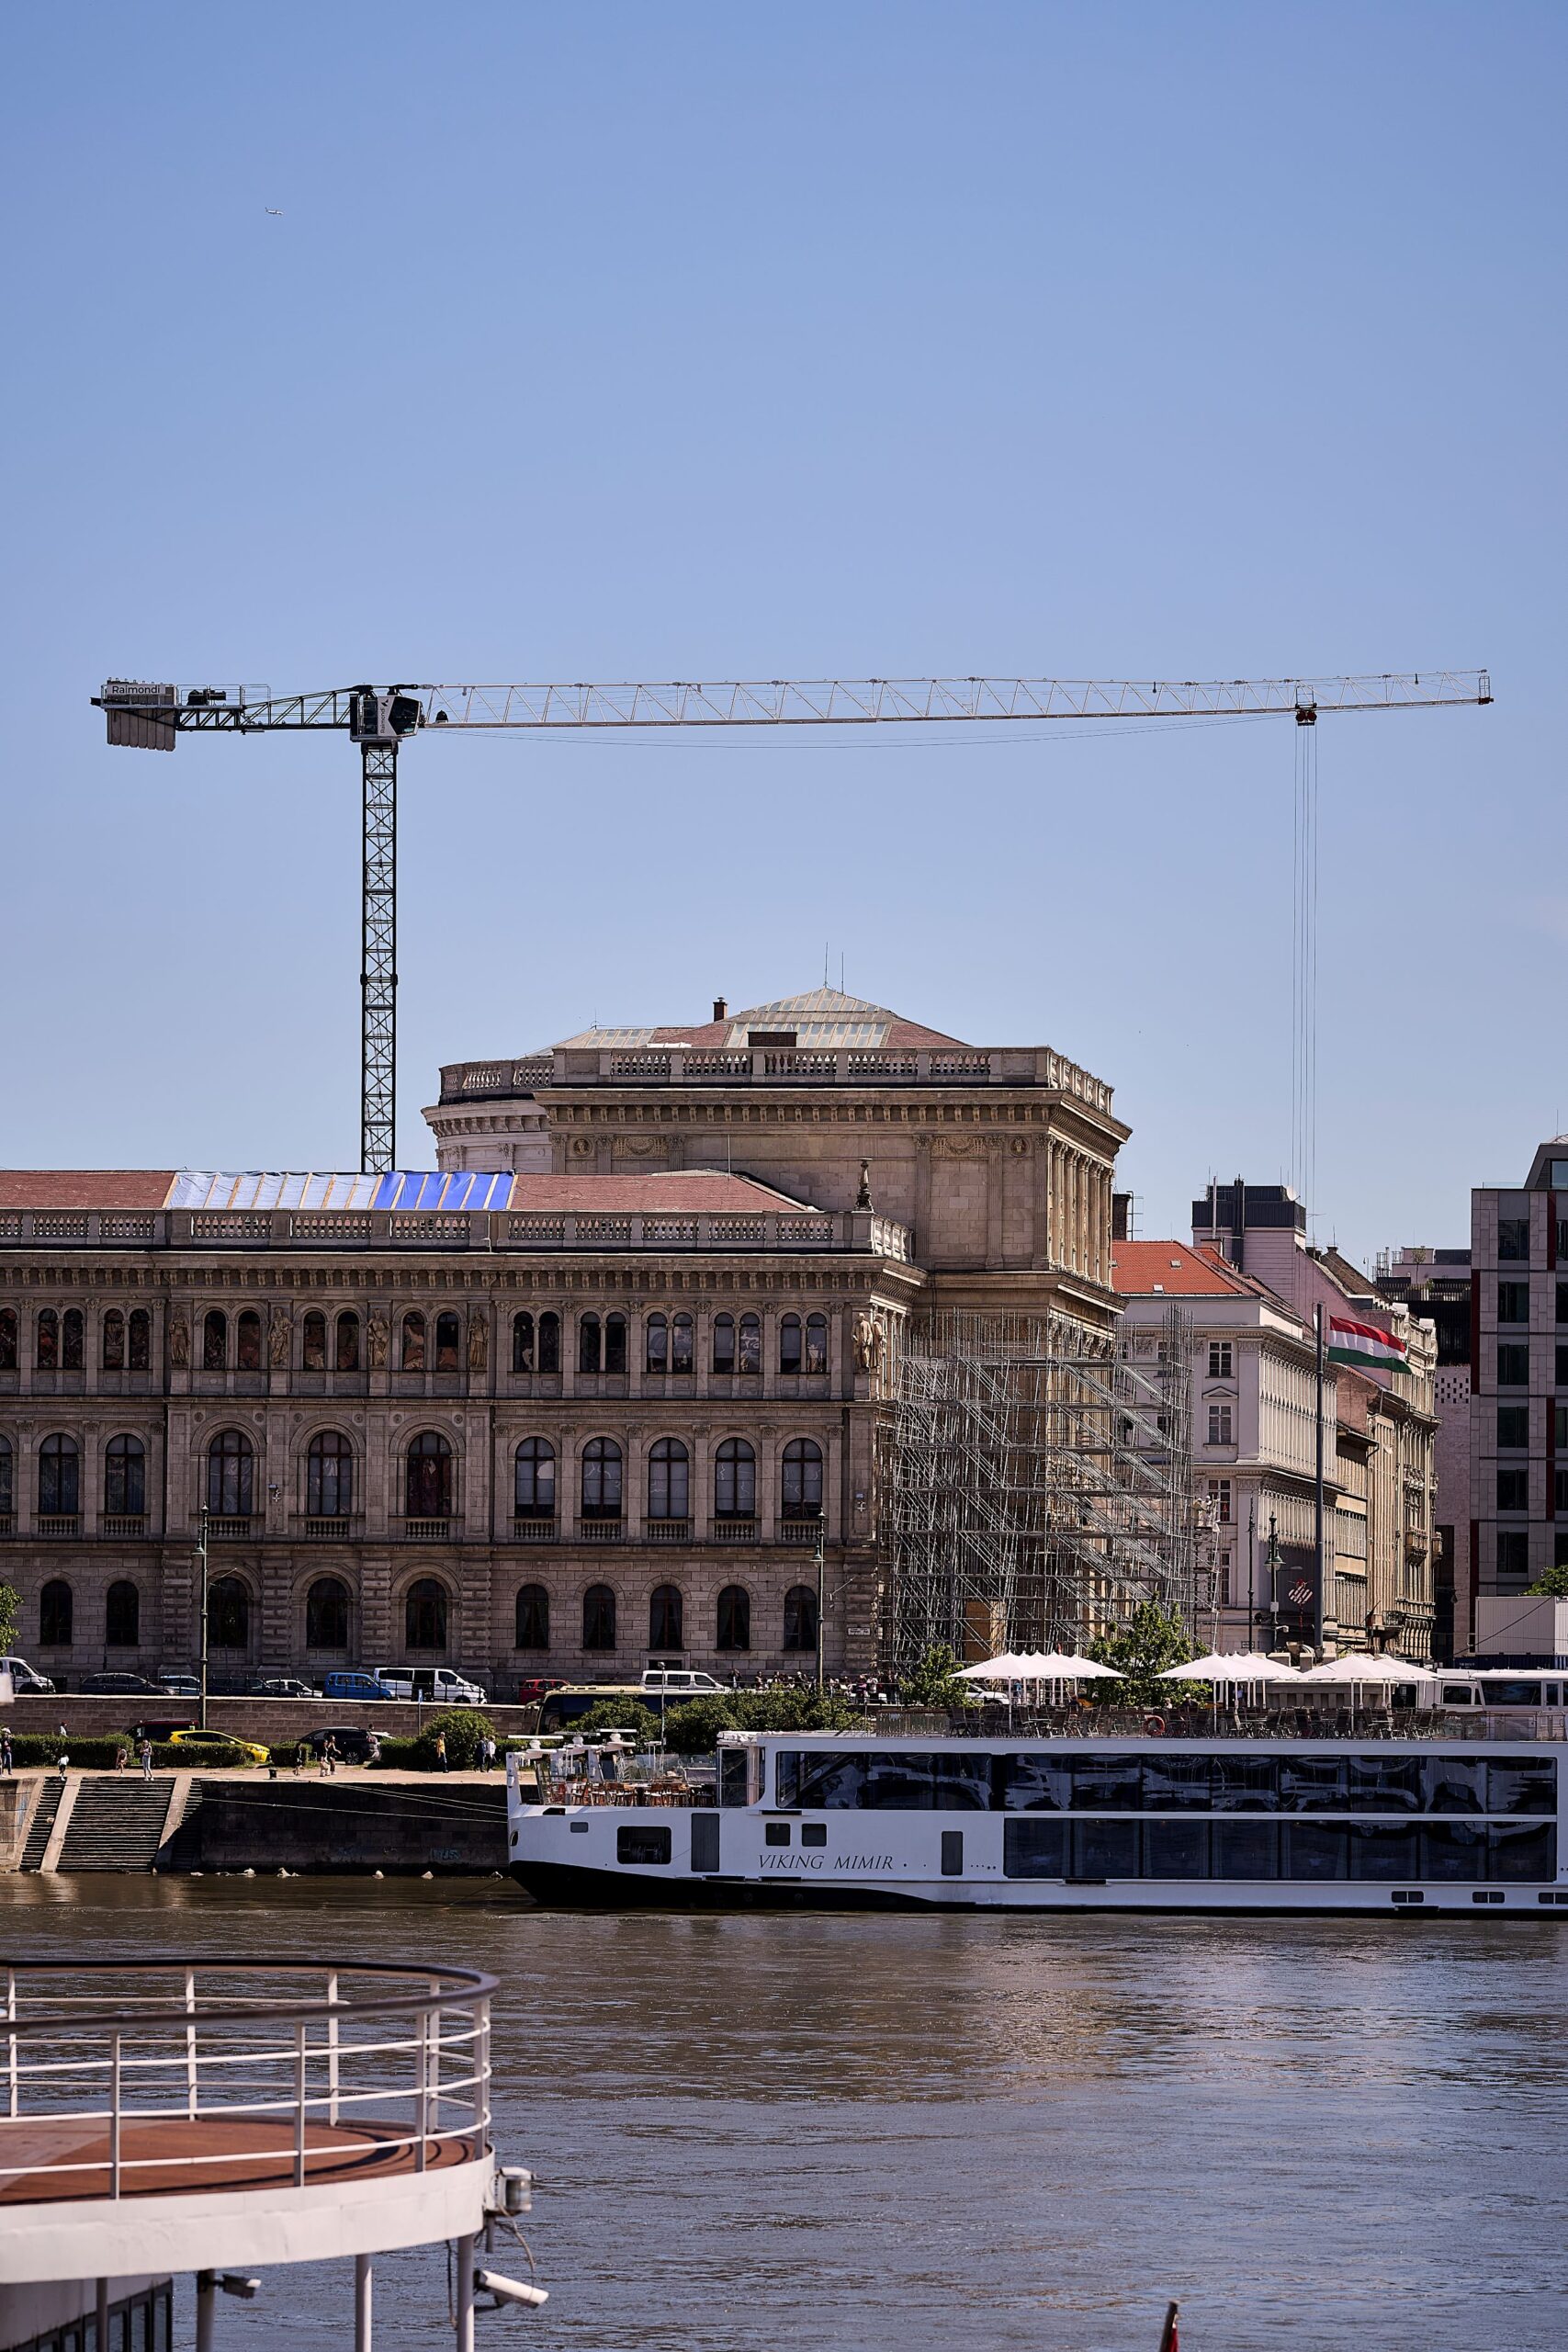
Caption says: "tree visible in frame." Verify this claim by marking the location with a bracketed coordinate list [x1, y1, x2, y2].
[1087, 1603, 1198, 1708]
[412, 1708, 495, 1769]
[1525, 1565, 1568, 1598]
[0, 1582, 17, 1657]
[897, 1644, 972, 1709]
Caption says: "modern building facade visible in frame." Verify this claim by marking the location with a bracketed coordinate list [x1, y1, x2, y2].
[1466, 1137, 1568, 1631]
[0, 990, 1128, 1689]
[1375, 1244, 1471, 1661]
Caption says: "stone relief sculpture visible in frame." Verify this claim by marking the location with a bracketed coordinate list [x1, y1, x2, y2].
[167, 1313, 188, 1368]
[367, 1312, 389, 1369]
[467, 1316, 489, 1372]
[268, 1312, 291, 1368]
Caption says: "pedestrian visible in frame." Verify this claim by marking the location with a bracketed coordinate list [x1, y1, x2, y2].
[140, 1736, 153, 1782]
[479, 1734, 496, 1772]
[56, 1750, 69, 1781]
[434, 1731, 448, 1771]
[366, 1728, 381, 1766]
[0, 1728, 12, 1777]
[114, 1744, 129, 1773]
[296, 1739, 309, 1775]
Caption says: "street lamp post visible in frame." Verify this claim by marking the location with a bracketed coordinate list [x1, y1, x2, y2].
[196, 1506, 210, 1731]
[815, 1521, 826, 1694]
[1265, 1511, 1281, 1660]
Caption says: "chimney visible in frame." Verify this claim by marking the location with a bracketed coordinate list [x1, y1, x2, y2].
[713, 997, 728, 1022]
[1111, 1192, 1132, 1241]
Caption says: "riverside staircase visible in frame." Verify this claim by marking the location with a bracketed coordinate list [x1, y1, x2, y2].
[56, 1777, 175, 1870]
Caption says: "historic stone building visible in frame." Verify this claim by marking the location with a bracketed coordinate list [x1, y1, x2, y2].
[0, 990, 1126, 1690]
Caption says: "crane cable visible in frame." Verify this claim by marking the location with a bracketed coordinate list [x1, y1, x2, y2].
[1291, 716, 1320, 1227]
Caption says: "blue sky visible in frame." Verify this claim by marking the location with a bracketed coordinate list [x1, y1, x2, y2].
[4, 1, 1562, 1263]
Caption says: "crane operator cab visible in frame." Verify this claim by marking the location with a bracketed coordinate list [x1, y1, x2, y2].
[348, 686, 423, 744]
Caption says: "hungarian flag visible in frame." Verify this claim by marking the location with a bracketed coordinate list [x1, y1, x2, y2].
[1327, 1314, 1408, 1374]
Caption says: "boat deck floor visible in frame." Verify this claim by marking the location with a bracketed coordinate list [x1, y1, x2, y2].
[0, 2116, 479, 2203]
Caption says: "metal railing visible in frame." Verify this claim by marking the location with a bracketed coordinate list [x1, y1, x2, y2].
[0, 1960, 493, 2203]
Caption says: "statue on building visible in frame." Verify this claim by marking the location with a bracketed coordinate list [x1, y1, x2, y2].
[855, 1158, 874, 1211]
[468, 1315, 489, 1373]
[167, 1312, 188, 1368]
[852, 1311, 884, 1375]
[268, 1311, 291, 1368]
[367, 1311, 389, 1369]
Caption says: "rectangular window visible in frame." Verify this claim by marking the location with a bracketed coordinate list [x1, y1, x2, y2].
[1206, 1404, 1233, 1444]
[1348, 1825, 1419, 1881]
[1497, 1281, 1530, 1324]
[1488, 1823, 1556, 1881]
[691, 1814, 720, 1872]
[1003, 1817, 1066, 1878]
[1498, 1216, 1530, 1261]
[1142, 1820, 1211, 1877]
[1557, 1469, 1568, 1513]
[995, 1754, 1074, 1813]
[1558, 1283, 1568, 1326]
[765, 1821, 791, 1848]
[801, 1822, 826, 1848]
[1497, 1405, 1529, 1448]
[775, 1750, 864, 1809]
[1278, 1758, 1349, 1812]
[1418, 1823, 1486, 1880]
[1212, 1757, 1278, 1811]
[1207, 1477, 1233, 1525]
[1208, 1340, 1233, 1378]
[1140, 1755, 1215, 1809]
[1071, 1818, 1139, 1878]
[940, 1830, 964, 1877]
[616, 1825, 672, 1865]
[1423, 1758, 1487, 1814]
[931, 1754, 995, 1812]
[1497, 1467, 1529, 1511]
[1486, 1759, 1557, 1816]
[1212, 1821, 1279, 1879]
[1068, 1756, 1143, 1812]
[1496, 1530, 1531, 1585]
[1496, 1343, 1529, 1386]
[1558, 1344, 1568, 1385]
[1348, 1756, 1423, 1813]
[1283, 1823, 1348, 1880]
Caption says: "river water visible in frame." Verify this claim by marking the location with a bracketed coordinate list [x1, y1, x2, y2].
[5, 1876, 1566, 2351]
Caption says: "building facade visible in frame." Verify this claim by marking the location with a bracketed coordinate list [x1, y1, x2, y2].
[1467, 1137, 1568, 1629]
[1375, 1245, 1471, 1662]
[0, 990, 1128, 1689]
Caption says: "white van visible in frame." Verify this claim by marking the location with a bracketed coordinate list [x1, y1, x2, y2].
[373, 1665, 487, 1704]
[639, 1668, 728, 1696]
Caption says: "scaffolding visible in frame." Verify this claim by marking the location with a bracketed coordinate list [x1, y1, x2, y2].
[880, 1306, 1200, 1668]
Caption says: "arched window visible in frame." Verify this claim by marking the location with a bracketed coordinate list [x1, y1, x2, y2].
[208, 1576, 250, 1649]
[805, 1313, 829, 1374]
[105, 1579, 140, 1648]
[105, 1435, 145, 1515]
[0, 1308, 16, 1371]
[36, 1310, 59, 1370]
[406, 1577, 448, 1651]
[434, 1313, 461, 1372]
[784, 1583, 818, 1654]
[39, 1578, 73, 1646]
[39, 1434, 79, 1515]
[604, 1314, 627, 1376]
[648, 1438, 689, 1521]
[306, 1575, 350, 1649]
[401, 1312, 426, 1371]
[302, 1311, 327, 1371]
[405, 1432, 453, 1519]
[0, 1436, 11, 1516]
[581, 1437, 622, 1519]
[582, 1583, 616, 1651]
[715, 1438, 756, 1520]
[128, 1310, 151, 1372]
[207, 1429, 254, 1518]
[62, 1310, 85, 1372]
[779, 1314, 803, 1374]
[712, 1313, 735, 1374]
[202, 1310, 227, 1371]
[513, 1311, 536, 1373]
[738, 1313, 761, 1376]
[716, 1584, 750, 1652]
[671, 1312, 694, 1374]
[336, 1313, 360, 1373]
[782, 1438, 823, 1519]
[538, 1312, 561, 1374]
[515, 1584, 549, 1650]
[307, 1430, 354, 1517]
[649, 1583, 683, 1652]
[645, 1313, 668, 1374]
[236, 1310, 263, 1372]
[578, 1313, 602, 1374]
[102, 1310, 126, 1371]
[514, 1438, 556, 1519]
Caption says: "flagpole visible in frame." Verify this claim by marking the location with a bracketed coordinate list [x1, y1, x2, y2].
[1314, 1303, 1325, 1657]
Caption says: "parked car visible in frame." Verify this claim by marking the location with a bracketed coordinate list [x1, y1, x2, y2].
[372, 1666, 487, 1705]
[167, 1730, 269, 1768]
[640, 1668, 728, 1696]
[0, 1655, 55, 1695]
[247, 1677, 313, 1699]
[159, 1674, 202, 1699]
[321, 1670, 398, 1702]
[299, 1725, 377, 1765]
[78, 1671, 164, 1697]
[514, 1675, 567, 1705]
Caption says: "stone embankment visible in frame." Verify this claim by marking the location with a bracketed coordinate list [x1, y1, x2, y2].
[1, 1769, 511, 1876]
[2, 1694, 541, 1742]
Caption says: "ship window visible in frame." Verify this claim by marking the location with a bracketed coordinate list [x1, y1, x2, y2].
[617, 1825, 672, 1866]
[1423, 1757, 1487, 1813]
[1143, 1820, 1211, 1878]
[801, 1822, 826, 1848]
[1071, 1819, 1138, 1877]
[859, 1752, 935, 1810]
[1211, 1758, 1278, 1812]
[931, 1754, 994, 1812]
[1277, 1758, 1349, 1812]
[1348, 1757, 1422, 1813]
[1348, 1825, 1419, 1881]
[1487, 1823, 1556, 1880]
[775, 1750, 864, 1810]
[1282, 1824, 1348, 1880]
[765, 1822, 790, 1847]
[941, 1830, 964, 1877]
[1140, 1756, 1216, 1811]
[1438, 1685, 1477, 1708]
[718, 1747, 750, 1808]
[996, 1754, 1074, 1813]
[1487, 1680, 1551, 1708]
[1417, 1823, 1487, 1880]
[1069, 1756, 1141, 1812]
[1002, 1818, 1066, 1879]
[1212, 1822, 1279, 1879]
[1487, 1759, 1557, 1816]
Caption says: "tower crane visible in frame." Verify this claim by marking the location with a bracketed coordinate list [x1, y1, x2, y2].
[94, 669, 1491, 1173]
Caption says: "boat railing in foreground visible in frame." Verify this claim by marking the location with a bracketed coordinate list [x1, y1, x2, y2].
[0, 1959, 494, 2203]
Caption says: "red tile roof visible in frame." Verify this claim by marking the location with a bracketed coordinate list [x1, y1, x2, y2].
[1111, 1240, 1252, 1298]
[0, 1171, 177, 1210]
[505, 1171, 814, 1214]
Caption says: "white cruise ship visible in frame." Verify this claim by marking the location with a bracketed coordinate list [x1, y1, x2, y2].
[508, 1725, 1568, 1916]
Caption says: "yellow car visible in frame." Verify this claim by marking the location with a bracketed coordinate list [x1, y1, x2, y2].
[168, 1729, 270, 1768]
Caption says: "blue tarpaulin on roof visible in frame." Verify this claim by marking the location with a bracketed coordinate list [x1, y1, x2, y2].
[169, 1170, 514, 1212]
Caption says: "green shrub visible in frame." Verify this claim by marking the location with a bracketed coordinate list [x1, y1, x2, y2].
[368, 1736, 423, 1770]
[2, 1733, 186, 1770]
[412, 1708, 494, 1770]
[571, 1700, 666, 1746]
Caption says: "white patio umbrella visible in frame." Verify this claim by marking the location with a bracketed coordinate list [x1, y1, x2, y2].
[953, 1653, 1036, 1681]
[1302, 1653, 1425, 1683]
[1157, 1651, 1303, 1685]
[1016, 1651, 1125, 1680]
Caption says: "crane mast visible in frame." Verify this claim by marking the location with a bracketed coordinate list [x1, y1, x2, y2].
[94, 669, 1492, 1172]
